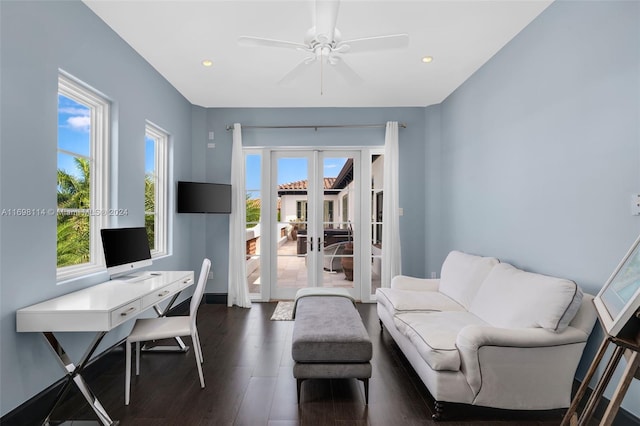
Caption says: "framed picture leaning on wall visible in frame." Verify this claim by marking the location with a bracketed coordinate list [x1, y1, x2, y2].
[594, 233, 640, 337]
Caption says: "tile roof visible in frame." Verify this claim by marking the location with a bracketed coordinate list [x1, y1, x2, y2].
[278, 178, 336, 190]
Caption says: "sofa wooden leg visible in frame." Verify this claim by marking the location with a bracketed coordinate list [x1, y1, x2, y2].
[432, 400, 445, 421]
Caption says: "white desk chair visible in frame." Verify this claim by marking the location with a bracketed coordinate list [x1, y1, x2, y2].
[125, 258, 211, 405]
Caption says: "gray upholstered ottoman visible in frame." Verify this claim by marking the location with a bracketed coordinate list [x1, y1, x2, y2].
[292, 290, 372, 404]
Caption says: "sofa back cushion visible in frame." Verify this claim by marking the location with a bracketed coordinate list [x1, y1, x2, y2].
[439, 251, 500, 309]
[469, 263, 583, 332]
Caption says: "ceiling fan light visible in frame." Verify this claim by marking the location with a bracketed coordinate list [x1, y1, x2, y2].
[201, 59, 213, 67]
[421, 56, 433, 63]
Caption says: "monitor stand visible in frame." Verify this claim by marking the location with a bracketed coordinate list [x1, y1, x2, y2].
[114, 271, 151, 282]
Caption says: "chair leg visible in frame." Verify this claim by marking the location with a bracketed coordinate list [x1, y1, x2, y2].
[125, 341, 131, 405]
[194, 329, 203, 363]
[192, 332, 205, 388]
[135, 341, 141, 376]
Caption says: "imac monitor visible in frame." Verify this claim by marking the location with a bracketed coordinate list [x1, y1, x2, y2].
[594, 234, 640, 337]
[100, 227, 152, 279]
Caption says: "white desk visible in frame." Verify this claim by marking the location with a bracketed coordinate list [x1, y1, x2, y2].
[16, 270, 194, 425]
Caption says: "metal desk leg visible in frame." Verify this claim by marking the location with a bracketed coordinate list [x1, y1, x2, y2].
[42, 331, 118, 426]
[141, 292, 189, 353]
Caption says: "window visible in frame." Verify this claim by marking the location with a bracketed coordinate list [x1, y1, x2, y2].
[145, 122, 168, 256]
[296, 200, 308, 221]
[342, 194, 349, 229]
[323, 200, 334, 226]
[57, 73, 110, 281]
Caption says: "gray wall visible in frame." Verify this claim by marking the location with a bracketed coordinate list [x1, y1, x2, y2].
[432, 0, 640, 417]
[192, 107, 428, 294]
[0, 1, 194, 416]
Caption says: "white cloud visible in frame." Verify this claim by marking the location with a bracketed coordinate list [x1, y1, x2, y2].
[59, 106, 89, 116]
[67, 116, 90, 131]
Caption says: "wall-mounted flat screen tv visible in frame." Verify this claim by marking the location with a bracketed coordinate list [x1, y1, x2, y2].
[177, 181, 232, 214]
[594, 234, 640, 337]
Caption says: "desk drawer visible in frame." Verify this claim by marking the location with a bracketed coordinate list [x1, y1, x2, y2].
[141, 277, 193, 310]
[111, 300, 141, 328]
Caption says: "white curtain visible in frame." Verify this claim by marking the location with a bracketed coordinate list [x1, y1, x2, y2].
[227, 123, 251, 308]
[381, 121, 402, 288]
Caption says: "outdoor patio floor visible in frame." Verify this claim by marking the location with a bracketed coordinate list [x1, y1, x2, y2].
[247, 239, 380, 300]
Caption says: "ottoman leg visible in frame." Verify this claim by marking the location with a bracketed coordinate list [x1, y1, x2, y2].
[297, 378, 304, 403]
[359, 378, 369, 404]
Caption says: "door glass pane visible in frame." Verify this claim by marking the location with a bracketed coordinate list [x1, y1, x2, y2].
[276, 157, 309, 293]
[246, 154, 262, 295]
[371, 154, 384, 295]
[321, 156, 354, 289]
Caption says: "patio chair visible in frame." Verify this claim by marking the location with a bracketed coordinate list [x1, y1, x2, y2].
[323, 241, 348, 272]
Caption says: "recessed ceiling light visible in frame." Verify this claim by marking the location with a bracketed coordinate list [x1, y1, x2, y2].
[201, 59, 213, 67]
[421, 56, 433, 63]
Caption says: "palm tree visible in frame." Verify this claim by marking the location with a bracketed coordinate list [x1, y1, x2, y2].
[246, 195, 260, 228]
[57, 158, 90, 208]
[57, 158, 90, 267]
[144, 174, 155, 249]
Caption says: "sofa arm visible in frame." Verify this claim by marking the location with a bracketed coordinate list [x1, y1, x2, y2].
[457, 324, 589, 350]
[456, 325, 590, 409]
[391, 275, 440, 291]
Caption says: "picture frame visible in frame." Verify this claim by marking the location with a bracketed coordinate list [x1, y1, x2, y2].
[594, 234, 640, 337]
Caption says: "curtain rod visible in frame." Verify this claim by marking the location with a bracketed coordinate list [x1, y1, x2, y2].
[224, 123, 407, 131]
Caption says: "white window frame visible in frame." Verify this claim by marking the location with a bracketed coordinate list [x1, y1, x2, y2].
[57, 73, 110, 282]
[145, 122, 168, 257]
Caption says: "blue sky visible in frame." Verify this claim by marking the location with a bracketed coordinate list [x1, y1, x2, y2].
[59, 95, 344, 191]
[57, 95, 90, 178]
[58, 95, 155, 179]
[245, 154, 347, 194]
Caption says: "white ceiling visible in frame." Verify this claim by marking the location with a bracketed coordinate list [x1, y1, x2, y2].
[83, 0, 553, 108]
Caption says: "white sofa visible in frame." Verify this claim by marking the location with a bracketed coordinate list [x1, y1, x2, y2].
[376, 251, 597, 418]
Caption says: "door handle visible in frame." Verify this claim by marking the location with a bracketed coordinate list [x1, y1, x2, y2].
[317, 240, 322, 252]
[309, 237, 313, 252]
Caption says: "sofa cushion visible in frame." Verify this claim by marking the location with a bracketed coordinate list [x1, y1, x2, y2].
[394, 311, 489, 371]
[469, 263, 583, 332]
[377, 288, 466, 315]
[439, 251, 500, 309]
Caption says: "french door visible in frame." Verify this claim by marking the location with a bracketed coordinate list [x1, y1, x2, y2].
[271, 150, 360, 300]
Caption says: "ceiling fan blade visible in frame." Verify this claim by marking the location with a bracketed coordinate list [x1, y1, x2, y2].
[277, 57, 317, 86]
[329, 57, 363, 85]
[238, 36, 308, 50]
[338, 34, 409, 54]
[314, 0, 340, 42]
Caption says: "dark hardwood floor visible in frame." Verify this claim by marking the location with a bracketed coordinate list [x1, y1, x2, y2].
[50, 302, 574, 425]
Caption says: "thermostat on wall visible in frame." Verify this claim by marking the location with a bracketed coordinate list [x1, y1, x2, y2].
[631, 194, 640, 216]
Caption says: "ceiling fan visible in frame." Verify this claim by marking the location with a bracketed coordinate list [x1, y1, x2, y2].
[238, 0, 409, 93]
